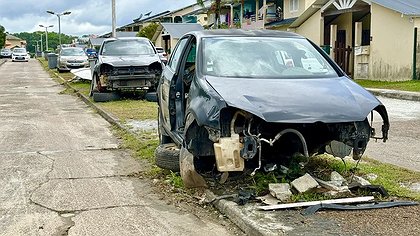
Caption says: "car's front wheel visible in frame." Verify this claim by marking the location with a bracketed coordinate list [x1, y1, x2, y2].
[94, 74, 106, 92]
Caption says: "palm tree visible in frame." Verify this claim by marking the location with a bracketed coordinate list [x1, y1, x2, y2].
[197, 0, 222, 28]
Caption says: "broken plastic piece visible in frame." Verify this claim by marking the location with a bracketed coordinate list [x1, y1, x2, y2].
[302, 201, 418, 215]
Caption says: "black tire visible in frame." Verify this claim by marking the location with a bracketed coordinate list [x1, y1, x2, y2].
[145, 92, 157, 102]
[92, 92, 120, 102]
[155, 143, 180, 172]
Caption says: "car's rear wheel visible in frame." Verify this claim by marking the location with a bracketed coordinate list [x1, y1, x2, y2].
[155, 143, 180, 172]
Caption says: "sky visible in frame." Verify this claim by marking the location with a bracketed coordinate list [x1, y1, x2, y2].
[0, 0, 197, 36]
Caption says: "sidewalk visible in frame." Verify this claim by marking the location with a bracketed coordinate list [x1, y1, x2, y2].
[367, 88, 420, 102]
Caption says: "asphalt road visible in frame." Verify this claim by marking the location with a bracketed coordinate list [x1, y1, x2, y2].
[365, 96, 420, 172]
[0, 59, 235, 236]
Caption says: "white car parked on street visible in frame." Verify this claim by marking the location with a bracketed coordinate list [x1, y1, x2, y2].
[11, 48, 30, 62]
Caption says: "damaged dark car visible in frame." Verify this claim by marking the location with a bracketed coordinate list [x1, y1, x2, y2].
[90, 37, 163, 96]
[156, 30, 389, 177]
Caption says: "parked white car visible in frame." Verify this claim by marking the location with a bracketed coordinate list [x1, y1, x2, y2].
[0, 48, 12, 58]
[57, 47, 89, 72]
[11, 48, 30, 62]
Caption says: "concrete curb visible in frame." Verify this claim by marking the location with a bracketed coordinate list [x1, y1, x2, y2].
[0, 59, 6, 67]
[204, 190, 280, 236]
[367, 88, 420, 102]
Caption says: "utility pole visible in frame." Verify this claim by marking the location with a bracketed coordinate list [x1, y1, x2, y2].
[112, 0, 116, 37]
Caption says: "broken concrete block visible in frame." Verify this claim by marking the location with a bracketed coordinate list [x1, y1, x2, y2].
[330, 171, 347, 186]
[291, 174, 319, 193]
[257, 194, 281, 205]
[315, 178, 350, 192]
[351, 176, 371, 186]
[365, 173, 378, 181]
[269, 183, 292, 201]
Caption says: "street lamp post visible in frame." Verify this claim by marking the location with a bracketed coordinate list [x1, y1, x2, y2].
[40, 35, 43, 52]
[112, 0, 116, 37]
[46, 10, 71, 49]
[39, 25, 53, 51]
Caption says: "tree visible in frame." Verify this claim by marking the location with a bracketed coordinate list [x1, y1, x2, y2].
[13, 32, 76, 53]
[0, 25, 6, 48]
[197, 0, 222, 28]
[137, 23, 159, 40]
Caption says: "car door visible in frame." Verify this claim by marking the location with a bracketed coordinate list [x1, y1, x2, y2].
[159, 36, 190, 134]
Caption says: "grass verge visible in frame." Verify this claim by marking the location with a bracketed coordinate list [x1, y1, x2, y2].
[356, 79, 420, 92]
[98, 100, 158, 121]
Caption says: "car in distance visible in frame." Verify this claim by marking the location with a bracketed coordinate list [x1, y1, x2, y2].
[11, 48, 30, 62]
[0, 48, 12, 58]
[57, 47, 89, 72]
[155, 46, 168, 64]
[156, 30, 389, 175]
[85, 48, 97, 59]
[90, 37, 162, 95]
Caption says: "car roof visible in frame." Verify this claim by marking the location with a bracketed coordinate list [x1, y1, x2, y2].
[187, 29, 304, 39]
[103, 37, 149, 42]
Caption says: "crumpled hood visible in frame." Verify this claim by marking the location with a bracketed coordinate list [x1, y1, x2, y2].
[206, 76, 382, 123]
[99, 55, 160, 67]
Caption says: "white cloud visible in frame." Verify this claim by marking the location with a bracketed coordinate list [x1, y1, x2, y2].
[0, 0, 196, 36]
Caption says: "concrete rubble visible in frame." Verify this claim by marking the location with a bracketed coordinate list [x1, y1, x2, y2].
[269, 183, 292, 201]
[291, 173, 319, 193]
[351, 176, 371, 186]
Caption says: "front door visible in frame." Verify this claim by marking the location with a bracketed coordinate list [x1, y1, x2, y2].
[159, 37, 189, 133]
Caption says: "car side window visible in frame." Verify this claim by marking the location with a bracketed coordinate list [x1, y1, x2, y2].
[168, 38, 188, 71]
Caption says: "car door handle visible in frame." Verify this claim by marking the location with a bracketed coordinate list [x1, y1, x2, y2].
[175, 92, 181, 99]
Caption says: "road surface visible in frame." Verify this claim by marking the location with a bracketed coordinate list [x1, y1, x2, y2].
[365, 96, 420, 172]
[0, 59, 235, 235]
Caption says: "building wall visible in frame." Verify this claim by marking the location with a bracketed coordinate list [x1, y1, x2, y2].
[370, 3, 414, 81]
[330, 12, 352, 47]
[283, 0, 306, 20]
[295, 10, 322, 45]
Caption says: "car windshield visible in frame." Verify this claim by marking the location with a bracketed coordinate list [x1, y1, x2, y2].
[61, 48, 86, 56]
[13, 48, 26, 53]
[101, 39, 155, 56]
[202, 37, 338, 79]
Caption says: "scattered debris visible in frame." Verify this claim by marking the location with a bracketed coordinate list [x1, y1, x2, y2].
[350, 176, 371, 186]
[257, 194, 280, 205]
[234, 189, 256, 205]
[291, 173, 319, 193]
[269, 183, 292, 202]
[315, 178, 350, 193]
[264, 163, 277, 172]
[349, 185, 389, 197]
[258, 196, 375, 211]
[330, 171, 347, 186]
[302, 201, 419, 215]
[179, 147, 207, 188]
[400, 182, 420, 193]
[279, 165, 289, 174]
[365, 173, 378, 181]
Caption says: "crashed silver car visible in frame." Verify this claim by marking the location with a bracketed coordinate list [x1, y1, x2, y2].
[90, 37, 162, 95]
[156, 30, 389, 176]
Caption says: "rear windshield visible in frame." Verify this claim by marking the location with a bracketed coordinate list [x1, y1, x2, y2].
[202, 37, 337, 79]
[61, 48, 85, 56]
[101, 39, 155, 56]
